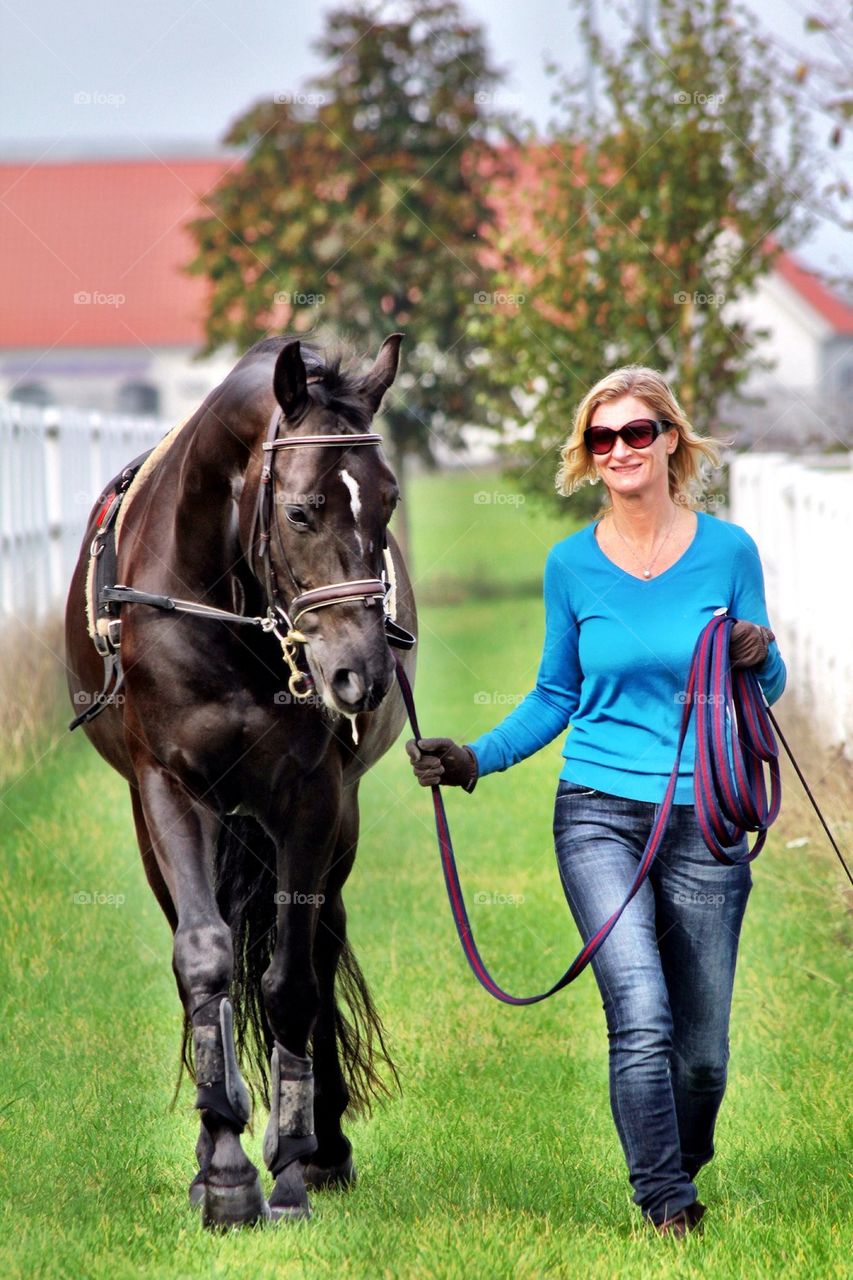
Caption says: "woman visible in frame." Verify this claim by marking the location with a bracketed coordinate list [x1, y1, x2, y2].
[406, 366, 785, 1237]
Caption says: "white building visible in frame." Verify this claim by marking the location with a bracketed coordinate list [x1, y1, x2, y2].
[727, 246, 853, 449]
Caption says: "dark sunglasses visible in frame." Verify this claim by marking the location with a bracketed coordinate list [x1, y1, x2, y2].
[583, 418, 675, 456]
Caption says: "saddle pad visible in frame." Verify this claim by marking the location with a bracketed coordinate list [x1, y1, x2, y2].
[84, 416, 189, 643]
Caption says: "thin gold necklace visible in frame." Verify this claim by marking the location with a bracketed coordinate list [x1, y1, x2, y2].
[608, 506, 678, 579]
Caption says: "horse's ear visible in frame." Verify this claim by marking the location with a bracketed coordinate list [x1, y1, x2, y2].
[361, 333, 404, 414]
[273, 340, 309, 420]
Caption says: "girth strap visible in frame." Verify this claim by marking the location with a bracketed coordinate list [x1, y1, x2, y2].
[68, 651, 125, 731]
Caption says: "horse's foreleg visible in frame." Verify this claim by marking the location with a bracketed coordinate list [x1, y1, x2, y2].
[136, 764, 268, 1229]
[260, 785, 338, 1221]
[129, 786, 177, 930]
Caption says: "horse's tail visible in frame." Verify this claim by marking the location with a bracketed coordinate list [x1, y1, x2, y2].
[179, 812, 398, 1115]
[212, 814, 278, 1104]
[333, 934, 401, 1114]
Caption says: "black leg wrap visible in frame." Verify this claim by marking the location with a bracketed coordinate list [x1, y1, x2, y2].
[194, 998, 251, 1131]
[263, 1043, 318, 1177]
[196, 1080, 247, 1133]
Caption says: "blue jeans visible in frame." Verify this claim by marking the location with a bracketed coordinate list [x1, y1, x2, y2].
[553, 780, 752, 1224]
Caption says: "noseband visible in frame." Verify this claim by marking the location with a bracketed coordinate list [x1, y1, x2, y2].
[252, 405, 390, 698]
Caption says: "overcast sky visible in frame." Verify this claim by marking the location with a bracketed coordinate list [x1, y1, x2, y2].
[1, 0, 849, 275]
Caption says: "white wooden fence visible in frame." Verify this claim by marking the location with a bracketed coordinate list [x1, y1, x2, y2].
[2, 404, 851, 746]
[0, 401, 165, 623]
[730, 453, 853, 747]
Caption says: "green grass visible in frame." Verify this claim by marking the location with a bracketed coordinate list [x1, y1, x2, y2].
[0, 469, 850, 1278]
[401, 468, 565, 604]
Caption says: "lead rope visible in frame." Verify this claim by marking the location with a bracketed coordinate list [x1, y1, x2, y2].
[395, 613, 851, 1006]
[765, 706, 853, 885]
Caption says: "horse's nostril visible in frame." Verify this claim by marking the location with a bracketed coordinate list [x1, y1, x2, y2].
[332, 668, 366, 707]
[368, 673, 391, 709]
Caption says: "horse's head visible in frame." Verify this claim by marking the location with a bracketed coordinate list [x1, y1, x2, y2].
[254, 335, 404, 716]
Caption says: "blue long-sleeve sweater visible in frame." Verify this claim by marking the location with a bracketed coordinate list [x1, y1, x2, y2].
[468, 513, 786, 804]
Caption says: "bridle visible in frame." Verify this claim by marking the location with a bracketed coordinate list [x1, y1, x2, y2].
[250, 399, 393, 698]
[76, 393, 412, 729]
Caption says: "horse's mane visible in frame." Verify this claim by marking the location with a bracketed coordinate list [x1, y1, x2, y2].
[243, 335, 374, 431]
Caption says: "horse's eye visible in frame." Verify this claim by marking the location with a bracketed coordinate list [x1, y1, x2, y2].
[284, 506, 309, 528]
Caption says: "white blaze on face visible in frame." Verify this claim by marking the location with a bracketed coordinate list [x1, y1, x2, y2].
[340, 468, 363, 554]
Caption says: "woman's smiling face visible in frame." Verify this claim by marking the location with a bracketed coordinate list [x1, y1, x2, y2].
[589, 394, 678, 498]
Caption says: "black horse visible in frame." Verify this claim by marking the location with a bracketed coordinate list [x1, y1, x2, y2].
[65, 334, 416, 1226]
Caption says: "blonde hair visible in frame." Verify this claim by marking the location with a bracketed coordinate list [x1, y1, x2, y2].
[555, 366, 721, 507]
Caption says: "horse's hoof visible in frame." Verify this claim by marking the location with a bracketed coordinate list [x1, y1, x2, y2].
[201, 1174, 270, 1230]
[188, 1172, 206, 1210]
[269, 1200, 312, 1222]
[302, 1153, 357, 1190]
[268, 1160, 312, 1222]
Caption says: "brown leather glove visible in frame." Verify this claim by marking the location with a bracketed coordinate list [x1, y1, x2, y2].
[405, 737, 478, 792]
[730, 620, 775, 669]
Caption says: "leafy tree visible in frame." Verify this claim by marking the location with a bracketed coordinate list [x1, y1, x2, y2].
[470, 0, 814, 506]
[188, 0, 512, 554]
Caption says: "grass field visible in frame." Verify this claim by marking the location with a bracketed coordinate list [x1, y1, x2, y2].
[0, 470, 850, 1279]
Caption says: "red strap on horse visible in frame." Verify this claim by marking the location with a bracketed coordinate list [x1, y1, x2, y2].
[395, 614, 785, 1006]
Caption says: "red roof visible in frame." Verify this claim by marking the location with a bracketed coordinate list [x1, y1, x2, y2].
[1, 155, 851, 349]
[0, 157, 229, 348]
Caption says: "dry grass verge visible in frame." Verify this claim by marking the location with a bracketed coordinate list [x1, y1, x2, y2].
[0, 614, 68, 787]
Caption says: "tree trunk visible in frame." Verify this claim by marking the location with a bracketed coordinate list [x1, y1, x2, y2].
[678, 294, 696, 419]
